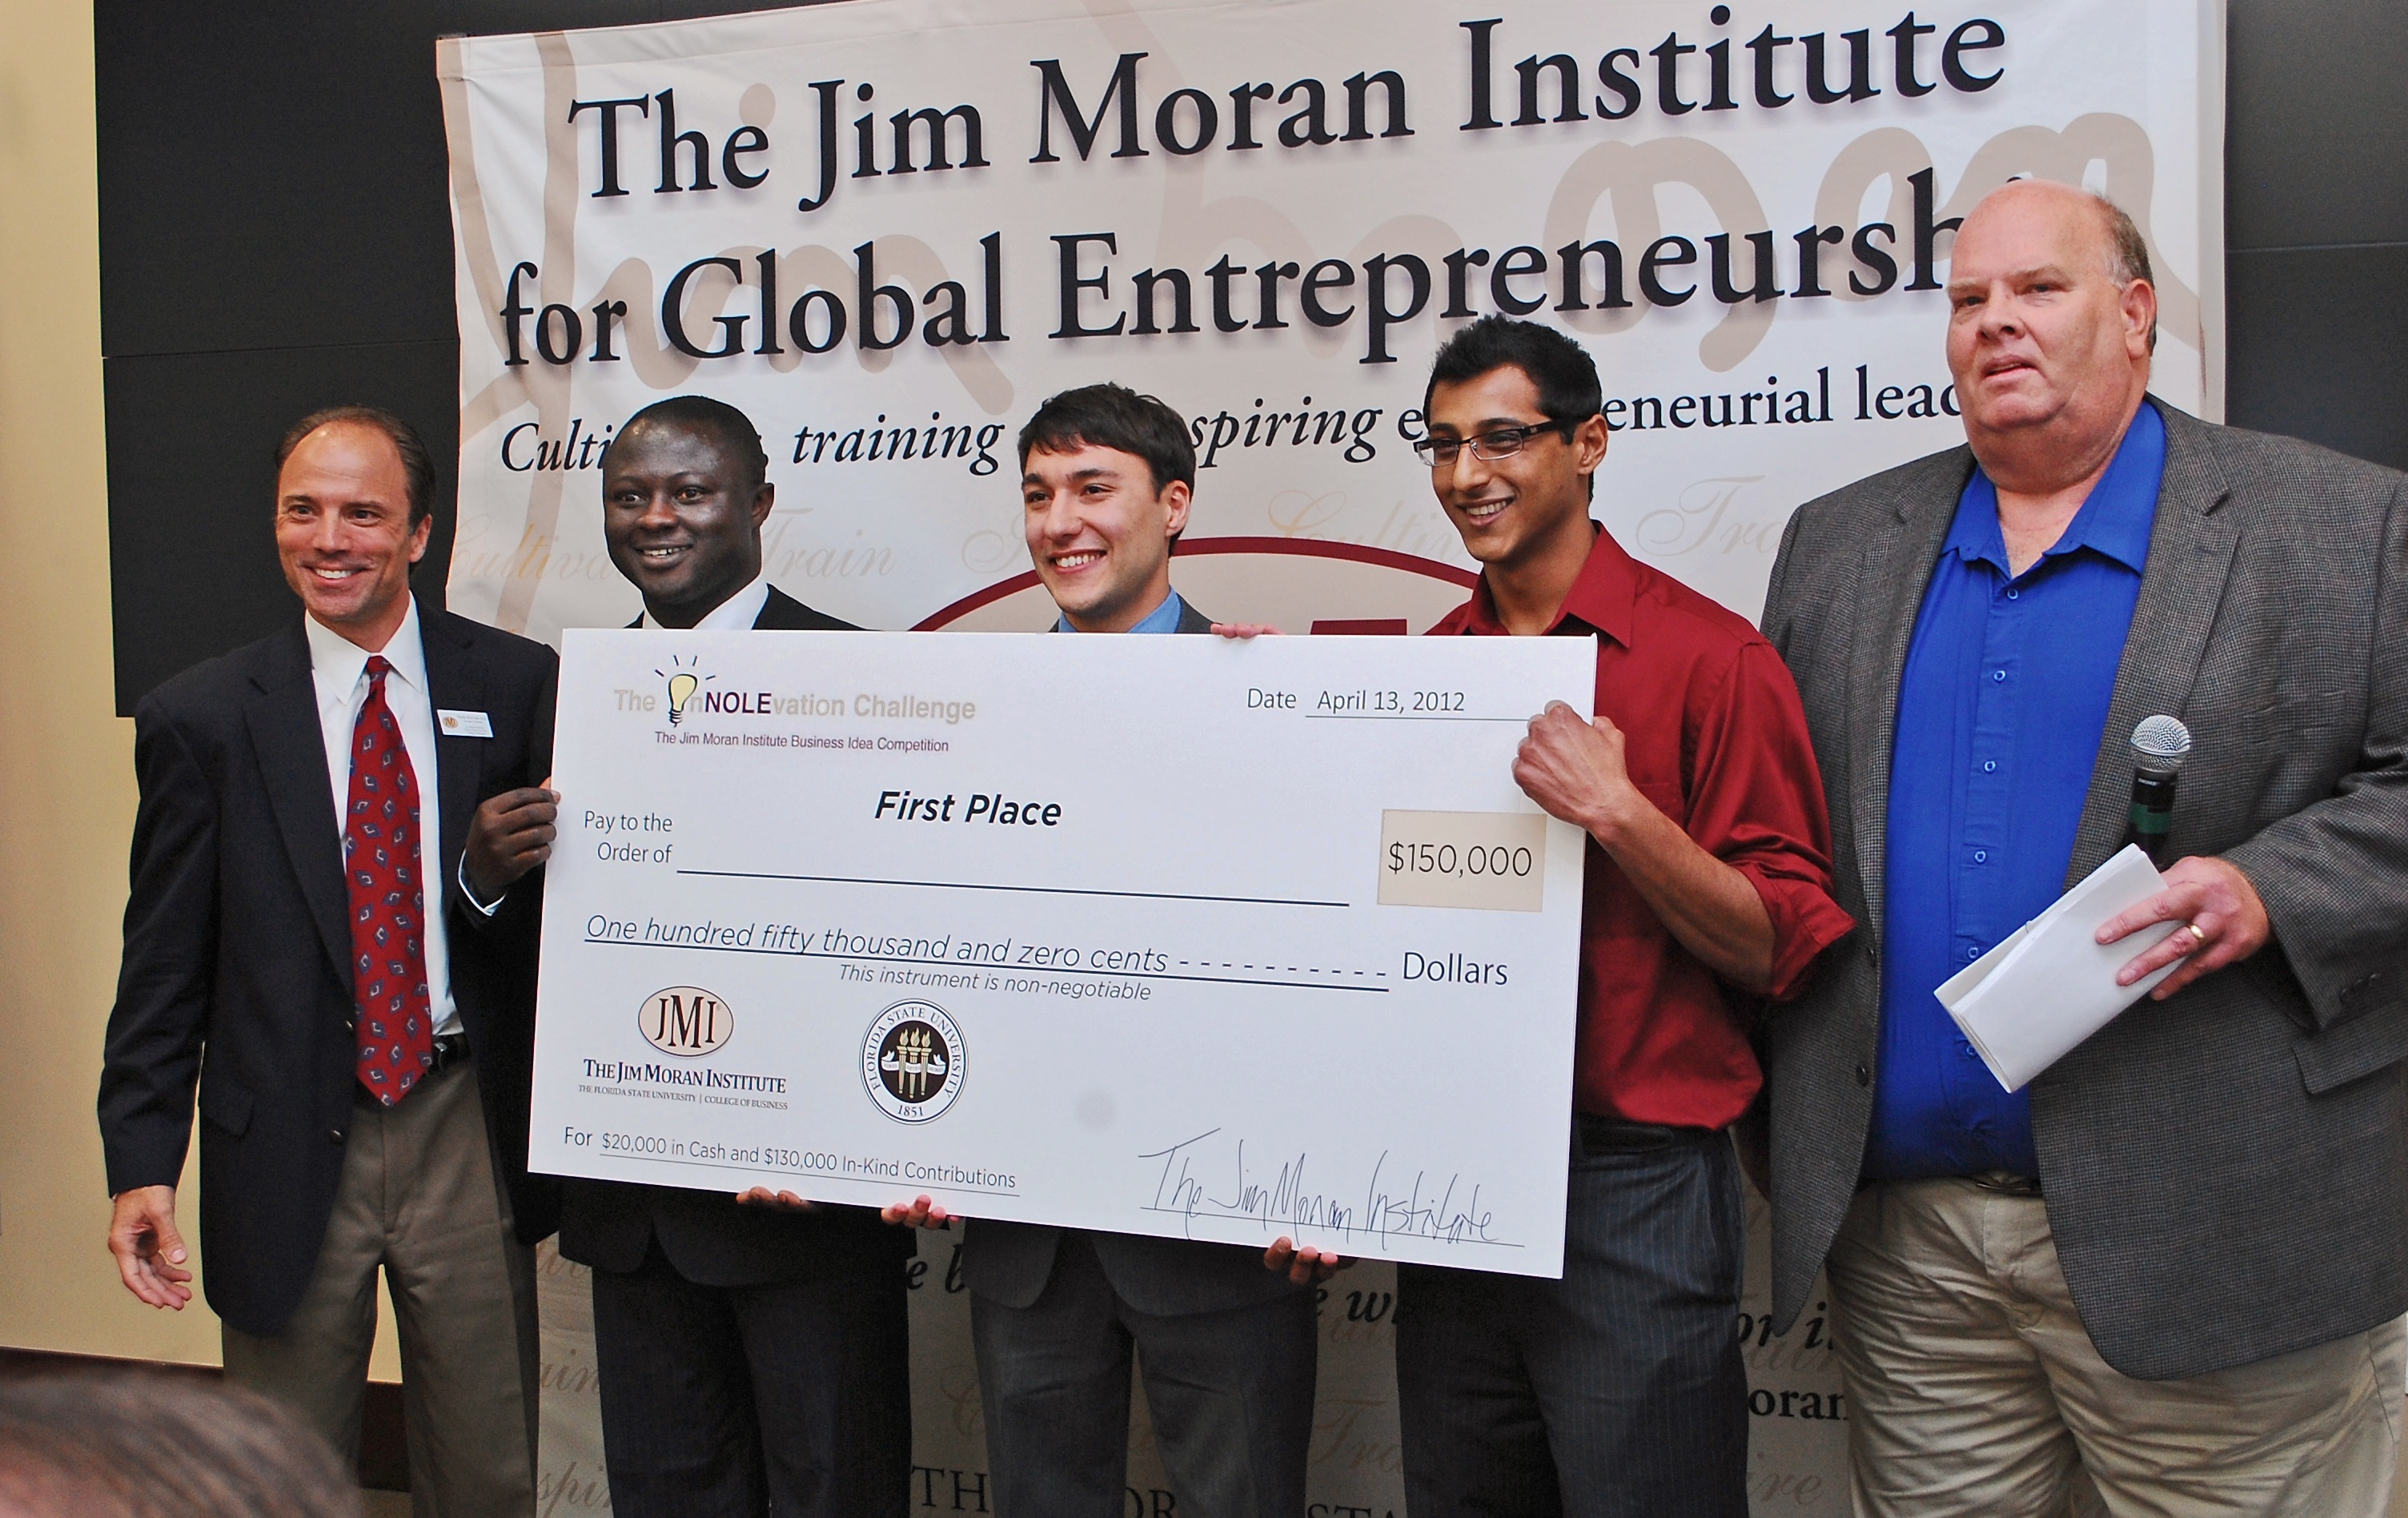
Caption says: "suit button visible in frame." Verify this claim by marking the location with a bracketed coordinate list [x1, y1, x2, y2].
[1854, 1063, 1871, 1087]
[329, 1129, 346, 1145]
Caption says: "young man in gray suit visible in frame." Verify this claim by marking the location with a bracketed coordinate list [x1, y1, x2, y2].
[1760, 179, 2408, 1515]
[885, 384, 1321, 1518]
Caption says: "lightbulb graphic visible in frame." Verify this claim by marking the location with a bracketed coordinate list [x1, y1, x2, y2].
[667, 671, 699, 725]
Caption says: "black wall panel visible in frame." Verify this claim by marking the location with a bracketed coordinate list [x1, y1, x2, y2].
[98, 0, 674, 359]
[2226, 246, 2408, 480]
[103, 340, 457, 706]
[97, 1, 815, 713]
[2225, 0, 2408, 251]
[97, 0, 2408, 711]
[2221, 0, 2408, 477]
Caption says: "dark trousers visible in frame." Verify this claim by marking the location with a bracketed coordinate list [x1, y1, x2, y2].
[588, 1238, 912, 1518]
[970, 1233, 1318, 1518]
[1396, 1122, 1749, 1518]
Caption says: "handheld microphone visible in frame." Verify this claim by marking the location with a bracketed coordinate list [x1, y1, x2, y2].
[2122, 715, 2193, 865]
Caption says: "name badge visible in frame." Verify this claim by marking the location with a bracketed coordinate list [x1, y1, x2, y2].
[437, 709, 494, 738]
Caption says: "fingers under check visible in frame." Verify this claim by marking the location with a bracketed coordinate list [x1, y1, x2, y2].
[1264, 1236, 1350, 1284]
[733, 1186, 818, 1212]
[877, 1194, 953, 1229]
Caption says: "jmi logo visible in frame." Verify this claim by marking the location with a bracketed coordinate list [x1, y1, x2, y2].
[640, 986, 733, 1056]
[862, 1001, 965, 1122]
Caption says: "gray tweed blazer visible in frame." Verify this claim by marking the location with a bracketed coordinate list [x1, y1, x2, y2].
[1759, 399, 2408, 1379]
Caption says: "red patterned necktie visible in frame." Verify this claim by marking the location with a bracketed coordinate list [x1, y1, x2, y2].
[347, 656, 435, 1105]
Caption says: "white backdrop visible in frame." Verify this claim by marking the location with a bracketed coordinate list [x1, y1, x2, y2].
[439, 2, 2223, 1510]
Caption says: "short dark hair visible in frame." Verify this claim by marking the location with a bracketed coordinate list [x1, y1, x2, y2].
[1423, 316, 1603, 424]
[1017, 384, 1196, 494]
[604, 395, 770, 495]
[276, 405, 436, 527]
[0, 1368, 363, 1517]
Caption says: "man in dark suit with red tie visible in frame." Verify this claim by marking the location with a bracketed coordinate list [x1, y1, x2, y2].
[99, 406, 560, 1513]
[555, 396, 914, 1518]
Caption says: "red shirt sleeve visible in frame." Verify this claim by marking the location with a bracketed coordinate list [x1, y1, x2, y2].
[1684, 641, 1856, 1002]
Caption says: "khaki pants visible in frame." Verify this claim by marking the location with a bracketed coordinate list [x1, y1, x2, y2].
[222, 1062, 540, 1516]
[1827, 1179, 2404, 1518]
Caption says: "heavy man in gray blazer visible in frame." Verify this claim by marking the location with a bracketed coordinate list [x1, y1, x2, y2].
[1761, 178, 2408, 1515]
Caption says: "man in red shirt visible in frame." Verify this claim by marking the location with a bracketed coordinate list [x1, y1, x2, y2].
[1396, 317, 1852, 1518]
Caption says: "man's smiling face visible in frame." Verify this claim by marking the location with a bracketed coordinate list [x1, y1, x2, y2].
[1021, 441, 1190, 632]
[602, 419, 773, 626]
[1423, 363, 1598, 576]
[275, 420, 428, 649]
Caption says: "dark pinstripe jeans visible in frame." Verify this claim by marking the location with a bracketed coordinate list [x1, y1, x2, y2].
[588, 1239, 912, 1518]
[1395, 1122, 1749, 1518]
[970, 1232, 1318, 1518]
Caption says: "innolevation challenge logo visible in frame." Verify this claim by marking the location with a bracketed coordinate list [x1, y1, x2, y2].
[863, 1000, 965, 1122]
[658, 654, 711, 725]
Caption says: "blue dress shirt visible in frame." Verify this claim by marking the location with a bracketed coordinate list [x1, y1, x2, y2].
[1864, 401, 2167, 1181]
[1055, 589, 1186, 634]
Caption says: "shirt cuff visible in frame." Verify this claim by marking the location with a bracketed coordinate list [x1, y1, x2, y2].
[457, 857, 505, 917]
[1732, 861, 1856, 1003]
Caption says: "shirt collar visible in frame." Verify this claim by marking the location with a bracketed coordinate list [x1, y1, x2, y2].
[1948, 398, 2166, 577]
[304, 594, 426, 702]
[643, 573, 771, 632]
[1455, 524, 1635, 645]
[1055, 588, 1185, 634]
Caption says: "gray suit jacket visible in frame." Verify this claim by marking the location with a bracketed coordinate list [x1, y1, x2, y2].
[1760, 400, 2408, 1379]
[961, 593, 1310, 1316]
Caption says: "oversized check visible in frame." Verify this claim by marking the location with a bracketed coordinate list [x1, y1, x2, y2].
[530, 630, 1594, 1275]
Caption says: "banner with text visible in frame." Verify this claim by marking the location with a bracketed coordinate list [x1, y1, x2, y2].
[448, 2, 2218, 1512]
[441, 0, 2219, 641]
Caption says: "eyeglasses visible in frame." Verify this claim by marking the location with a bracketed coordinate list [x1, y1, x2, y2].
[1410, 420, 1576, 468]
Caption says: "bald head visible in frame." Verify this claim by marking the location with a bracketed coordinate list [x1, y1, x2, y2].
[1944, 179, 2157, 494]
[1969, 181, 2156, 341]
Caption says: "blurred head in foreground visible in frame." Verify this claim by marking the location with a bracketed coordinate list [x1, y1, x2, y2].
[0, 1369, 361, 1517]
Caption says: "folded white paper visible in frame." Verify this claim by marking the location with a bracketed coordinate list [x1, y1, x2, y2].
[1936, 844, 2184, 1093]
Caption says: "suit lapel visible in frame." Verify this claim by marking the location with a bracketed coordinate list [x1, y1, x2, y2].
[756, 585, 799, 628]
[2063, 403, 2238, 884]
[1844, 448, 1973, 944]
[419, 603, 488, 899]
[243, 624, 354, 992]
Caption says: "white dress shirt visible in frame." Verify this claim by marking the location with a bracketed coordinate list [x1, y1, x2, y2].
[304, 600, 462, 1037]
[640, 573, 769, 631]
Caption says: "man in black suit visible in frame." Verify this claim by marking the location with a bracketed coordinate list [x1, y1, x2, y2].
[556, 395, 913, 1518]
[888, 384, 1322, 1518]
[99, 406, 560, 1514]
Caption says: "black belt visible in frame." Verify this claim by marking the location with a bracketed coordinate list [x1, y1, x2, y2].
[1967, 1169, 2041, 1197]
[1578, 1115, 1717, 1155]
[1857, 1169, 2041, 1197]
[427, 1033, 472, 1073]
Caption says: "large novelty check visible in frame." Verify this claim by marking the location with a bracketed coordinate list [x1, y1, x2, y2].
[530, 630, 1593, 1275]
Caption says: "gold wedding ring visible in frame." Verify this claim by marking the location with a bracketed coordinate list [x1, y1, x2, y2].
[2187, 922, 2209, 944]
